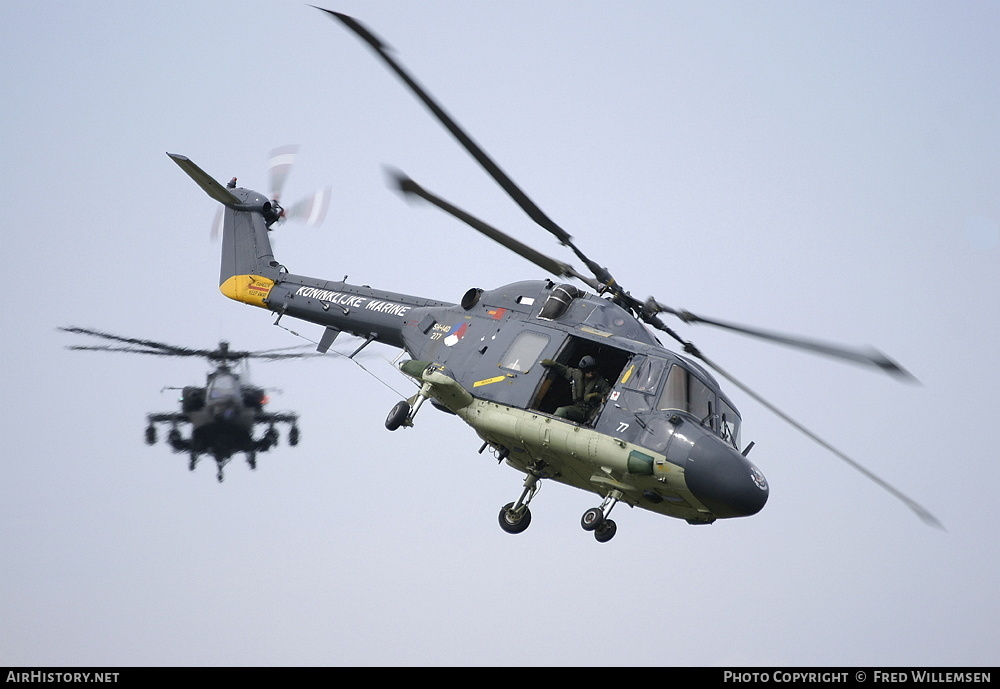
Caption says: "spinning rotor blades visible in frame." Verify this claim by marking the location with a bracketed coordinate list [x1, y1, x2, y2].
[322, 10, 938, 527]
[268, 145, 331, 227]
[320, 8, 615, 289]
[389, 169, 600, 291]
[645, 300, 916, 381]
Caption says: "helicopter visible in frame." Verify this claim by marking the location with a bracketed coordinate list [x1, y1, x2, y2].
[167, 9, 940, 539]
[61, 327, 304, 483]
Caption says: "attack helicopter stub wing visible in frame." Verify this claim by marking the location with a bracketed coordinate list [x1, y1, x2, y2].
[147, 412, 188, 424]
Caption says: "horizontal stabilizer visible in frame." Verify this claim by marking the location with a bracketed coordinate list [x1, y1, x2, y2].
[167, 153, 241, 207]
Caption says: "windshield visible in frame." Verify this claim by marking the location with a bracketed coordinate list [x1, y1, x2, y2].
[655, 363, 743, 447]
[657, 364, 713, 419]
[207, 371, 239, 400]
[719, 398, 742, 449]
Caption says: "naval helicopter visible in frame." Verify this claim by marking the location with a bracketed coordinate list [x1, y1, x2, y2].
[61, 327, 304, 483]
[167, 9, 940, 539]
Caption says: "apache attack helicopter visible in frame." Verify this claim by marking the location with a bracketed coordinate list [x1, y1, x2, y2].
[61, 327, 304, 483]
[167, 9, 940, 539]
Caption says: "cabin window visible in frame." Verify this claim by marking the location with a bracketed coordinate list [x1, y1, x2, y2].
[657, 364, 716, 428]
[498, 331, 550, 373]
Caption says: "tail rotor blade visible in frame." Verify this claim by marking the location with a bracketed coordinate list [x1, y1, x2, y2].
[211, 206, 223, 242]
[268, 144, 299, 201]
[284, 187, 331, 227]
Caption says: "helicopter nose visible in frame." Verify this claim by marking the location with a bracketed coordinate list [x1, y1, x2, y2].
[685, 435, 769, 518]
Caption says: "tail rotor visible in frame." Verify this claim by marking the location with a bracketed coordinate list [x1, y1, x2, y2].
[266, 144, 330, 229]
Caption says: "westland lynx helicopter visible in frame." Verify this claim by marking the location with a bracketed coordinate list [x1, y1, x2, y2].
[168, 10, 940, 539]
[61, 327, 304, 483]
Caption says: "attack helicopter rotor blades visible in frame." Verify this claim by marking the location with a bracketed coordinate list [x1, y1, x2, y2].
[60, 326, 205, 357]
[389, 169, 602, 291]
[644, 300, 916, 381]
[60, 327, 318, 363]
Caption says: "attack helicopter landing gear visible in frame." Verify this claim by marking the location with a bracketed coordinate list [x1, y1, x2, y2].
[498, 471, 541, 535]
[581, 490, 622, 543]
[214, 455, 231, 483]
[145, 425, 157, 445]
[257, 426, 278, 451]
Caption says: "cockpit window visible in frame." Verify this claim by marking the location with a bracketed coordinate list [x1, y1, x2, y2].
[657, 364, 716, 428]
[628, 357, 666, 393]
[207, 372, 239, 400]
[615, 356, 667, 413]
[719, 398, 742, 449]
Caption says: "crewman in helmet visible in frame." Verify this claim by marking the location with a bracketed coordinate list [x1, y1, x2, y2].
[540, 355, 611, 423]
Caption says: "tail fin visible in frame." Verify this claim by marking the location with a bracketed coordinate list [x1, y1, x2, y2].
[168, 153, 280, 310]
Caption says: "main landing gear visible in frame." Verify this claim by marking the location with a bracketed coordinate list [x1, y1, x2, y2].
[492, 461, 623, 543]
[580, 490, 622, 543]
[498, 473, 539, 535]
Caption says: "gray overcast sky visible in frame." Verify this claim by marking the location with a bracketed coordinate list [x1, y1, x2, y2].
[3, 0, 997, 666]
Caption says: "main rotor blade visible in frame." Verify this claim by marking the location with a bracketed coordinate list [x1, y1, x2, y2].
[686, 344, 942, 529]
[321, 11, 571, 240]
[167, 153, 241, 206]
[66, 345, 186, 357]
[322, 9, 623, 291]
[646, 301, 916, 381]
[388, 169, 601, 290]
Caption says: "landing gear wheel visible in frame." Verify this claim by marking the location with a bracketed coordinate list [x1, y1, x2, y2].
[289, 426, 300, 446]
[594, 519, 617, 543]
[581, 507, 604, 531]
[498, 502, 532, 534]
[144, 426, 156, 445]
[385, 400, 410, 431]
